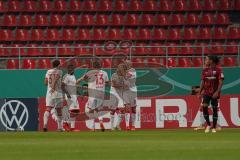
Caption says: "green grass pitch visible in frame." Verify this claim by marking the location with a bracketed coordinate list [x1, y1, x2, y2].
[0, 129, 240, 160]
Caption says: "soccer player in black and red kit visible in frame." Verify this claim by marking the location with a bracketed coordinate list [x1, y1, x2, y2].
[199, 55, 224, 133]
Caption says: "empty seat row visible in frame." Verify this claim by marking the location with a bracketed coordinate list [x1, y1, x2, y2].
[0, 13, 230, 27]
[0, 27, 239, 41]
[1, 42, 239, 56]
[6, 56, 238, 70]
[0, 0, 239, 12]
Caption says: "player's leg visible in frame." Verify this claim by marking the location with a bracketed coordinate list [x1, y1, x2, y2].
[68, 96, 80, 131]
[62, 105, 71, 131]
[110, 109, 116, 130]
[43, 106, 51, 132]
[131, 105, 137, 131]
[124, 104, 131, 130]
[216, 107, 222, 131]
[116, 108, 125, 130]
[211, 98, 219, 133]
[55, 98, 64, 131]
[194, 103, 205, 130]
[202, 95, 211, 133]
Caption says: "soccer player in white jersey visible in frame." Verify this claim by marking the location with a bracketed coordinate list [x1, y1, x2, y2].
[43, 60, 63, 132]
[76, 61, 109, 131]
[62, 64, 80, 132]
[123, 60, 137, 131]
[110, 64, 127, 130]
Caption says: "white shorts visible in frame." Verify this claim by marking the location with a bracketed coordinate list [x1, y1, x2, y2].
[46, 91, 63, 108]
[123, 90, 137, 107]
[65, 95, 79, 111]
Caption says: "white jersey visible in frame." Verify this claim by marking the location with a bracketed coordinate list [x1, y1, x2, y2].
[125, 68, 137, 92]
[62, 73, 77, 96]
[45, 68, 63, 93]
[84, 69, 109, 99]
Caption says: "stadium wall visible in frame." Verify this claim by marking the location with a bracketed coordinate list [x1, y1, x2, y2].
[0, 68, 239, 98]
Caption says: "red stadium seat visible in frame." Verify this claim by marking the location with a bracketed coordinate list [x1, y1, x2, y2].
[204, 0, 217, 10]
[61, 29, 76, 41]
[140, 14, 154, 25]
[15, 29, 29, 41]
[178, 58, 191, 67]
[38, 59, 51, 69]
[46, 29, 60, 41]
[165, 58, 176, 67]
[125, 14, 139, 26]
[34, 14, 48, 26]
[133, 42, 148, 55]
[198, 27, 212, 40]
[64, 14, 78, 26]
[210, 42, 224, 54]
[23, 0, 37, 12]
[215, 13, 230, 24]
[50, 14, 63, 26]
[77, 29, 91, 40]
[186, 13, 199, 25]
[96, 14, 109, 25]
[73, 43, 88, 55]
[168, 28, 181, 40]
[2, 14, 17, 26]
[108, 28, 121, 40]
[166, 43, 179, 55]
[129, 0, 142, 11]
[89, 43, 104, 55]
[0, 44, 9, 56]
[31, 29, 44, 41]
[192, 58, 203, 67]
[195, 42, 210, 55]
[69, 0, 81, 11]
[219, 0, 231, 10]
[54, 0, 67, 11]
[147, 58, 161, 67]
[39, 0, 52, 11]
[93, 28, 106, 40]
[225, 42, 238, 54]
[235, 0, 240, 10]
[181, 43, 194, 54]
[8, 0, 21, 12]
[58, 44, 72, 55]
[7, 59, 19, 69]
[110, 14, 124, 26]
[98, 0, 112, 11]
[0, 1, 5, 12]
[123, 28, 137, 40]
[114, 0, 128, 11]
[42, 44, 56, 56]
[228, 27, 240, 39]
[83, 0, 96, 11]
[138, 28, 151, 40]
[183, 28, 197, 40]
[223, 57, 236, 67]
[102, 58, 112, 68]
[152, 28, 167, 40]
[0, 30, 13, 41]
[80, 14, 94, 26]
[19, 14, 32, 26]
[26, 44, 40, 56]
[132, 57, 145, 68]
[213, 27, 227, 39]
[22, 59, 35, 69]
[159, 0, 173, 11]
[201, 13, 214, 24]
[174, 0, 187, 11]
[143, 0, 157, 11]
[150, 42, 165, 55]
[156, 14, 169, 26]
[170, 14, 184, 25]
[10, 44, 25, 56]
[188, 0, 202, 10]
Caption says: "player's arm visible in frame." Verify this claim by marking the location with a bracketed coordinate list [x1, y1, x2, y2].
[76, 74, 88, 85]
[213, 70, 224, 98]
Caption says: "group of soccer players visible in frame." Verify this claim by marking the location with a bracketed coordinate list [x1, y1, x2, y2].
[43, 58, 137, 132]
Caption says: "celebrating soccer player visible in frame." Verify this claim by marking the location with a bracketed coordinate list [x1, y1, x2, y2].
[199, 55, 224, 133]
[43, 60, 64, 132]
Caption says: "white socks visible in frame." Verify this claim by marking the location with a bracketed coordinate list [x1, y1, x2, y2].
[116, 113, 124, 127]
[70, 117, 76, 129]
[43, 111, 50, 128]
[125, 113, 130, 127]
[131, 113, 136, 127]
[110, 114, 115, 129]
[57, 116, 63, 130]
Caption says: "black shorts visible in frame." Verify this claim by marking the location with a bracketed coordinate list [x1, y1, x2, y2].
[202, 95, 219, 108]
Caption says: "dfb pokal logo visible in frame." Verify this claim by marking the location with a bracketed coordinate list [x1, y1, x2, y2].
[0, 100, 29, 131]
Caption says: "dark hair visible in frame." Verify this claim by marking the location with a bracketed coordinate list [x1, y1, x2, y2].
[207, 55, 220, 65]
[52, 59, 60, 68]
